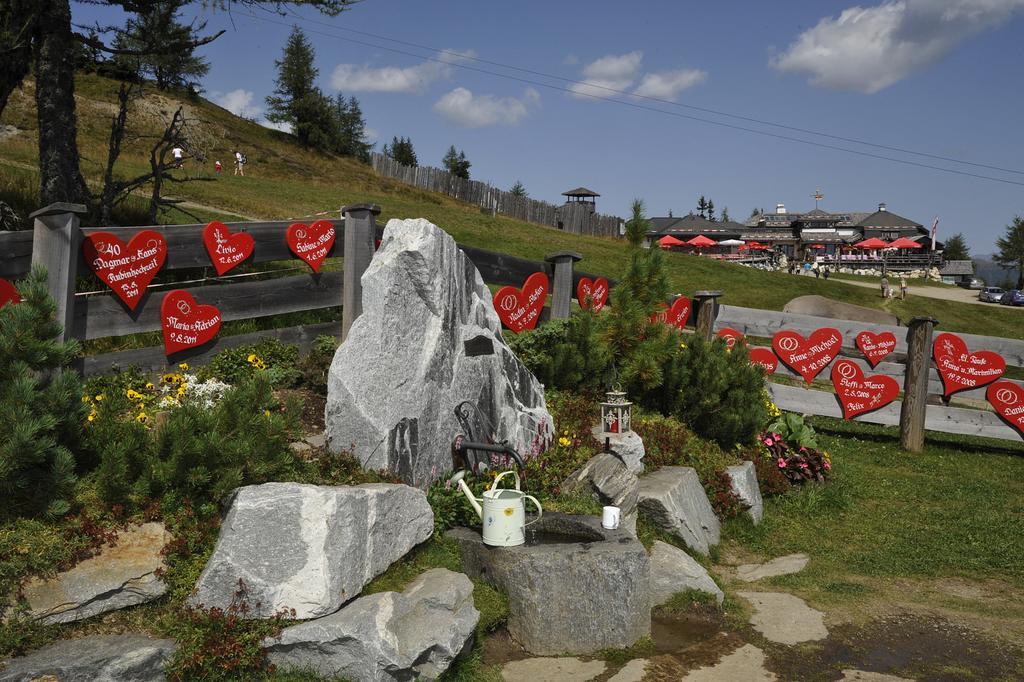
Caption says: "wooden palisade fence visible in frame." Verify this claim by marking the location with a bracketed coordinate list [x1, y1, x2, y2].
[1, 202, 1021, 447]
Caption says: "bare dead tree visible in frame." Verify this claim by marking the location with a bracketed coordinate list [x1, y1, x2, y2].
[99, 81, 137, 223]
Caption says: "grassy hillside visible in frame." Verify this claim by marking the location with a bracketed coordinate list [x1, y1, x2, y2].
[2, 73, 1022, 339]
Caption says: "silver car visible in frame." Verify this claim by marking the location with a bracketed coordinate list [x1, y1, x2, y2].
[979, 287, 1004, 303]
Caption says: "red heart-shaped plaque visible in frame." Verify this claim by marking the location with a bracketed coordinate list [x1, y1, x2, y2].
[855, 331, 897, 367]
[651, 296, 691, 329]
[831, 359, 899, 419]
[933, 332, 1005, 398]
[494, 272, 548, 333]
[577, 277, 609, 312]
[749, 347, 778, 374]
[286, 220, 336, 273]
[772, 328, 842, 384]
[0, 278, 20, 309]
[161, 289, 222, 356]
[82, 230, 167, 310]
[987, 381, 1024, 437]
[717, 327, 745, 350]
[203, 221, 254, 275]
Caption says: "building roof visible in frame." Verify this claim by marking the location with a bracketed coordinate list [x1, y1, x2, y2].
[940, 260, 975, 276]
[856, 209, 922, 229]
[562, 187, 600, 197]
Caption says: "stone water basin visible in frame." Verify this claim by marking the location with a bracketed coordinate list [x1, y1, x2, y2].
[447, 513, 650, 655]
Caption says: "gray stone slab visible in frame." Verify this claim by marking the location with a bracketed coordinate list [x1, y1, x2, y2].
[502, 657, 606, 682]
[638, 467, 720, 555]
[19, 523, 168, 625]
[608, 658, 648, 682]
[682, 643, 777, 680]
[726, 461, 764, 525]
[0, 634, 175, 682]
[562, 452, 638, 518]
[737, 591, 828, 644]
[591, 426, 645, 473]
[736, 553, 809, 582]
[190, 482, 433, 619]
[265, 568, 478, 681]
[649, 541, 723, 606]
[325, 218, 553, 487]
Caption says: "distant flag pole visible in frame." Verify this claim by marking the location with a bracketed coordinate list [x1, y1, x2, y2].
[930, 216, 939, 251]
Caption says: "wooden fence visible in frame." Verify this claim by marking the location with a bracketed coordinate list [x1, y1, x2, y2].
[370, 153, 623, 238]
[0, 203, 601, 377]
[2, 203, 1021, 447]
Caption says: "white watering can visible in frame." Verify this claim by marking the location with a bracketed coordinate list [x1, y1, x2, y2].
[452, 470, 542, 547]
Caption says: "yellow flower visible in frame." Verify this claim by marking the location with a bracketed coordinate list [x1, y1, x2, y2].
[136, 412, 148, 424]
[247, 353, 258, 363]
[81, 395, 91, 403]
[94, 394, 104, 401]
[162, 373, 176, 384]
[87, 412, 96, 422]
[503, 507, 515, 517]
[264, 410, 271, 417]
[126, 389, 142, 401]
[679, 342, 687, 349]
[178, 362, 189, 371]
[145, 382, 155, 390]
[558, 436, 571, 447]
[177, 383, 188, 396]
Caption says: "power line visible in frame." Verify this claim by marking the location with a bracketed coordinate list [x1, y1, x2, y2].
[280, 10, 1024, 177]
[238, 9, 1024, 188]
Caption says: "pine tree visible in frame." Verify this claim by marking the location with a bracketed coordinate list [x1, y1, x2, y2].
[0, 267, 83, 520]
[624, 198, 650, 247]
[383, 136, 417, 166]
[442, 145, 471, 179]
[720, 206, 731, 223]
[331, 95, 372, 161]
[994, 216, 1024, 289]
[697, 195, 708, 218]
[266, 26, 322, 147]
[942, 233, 970, 261]
[510, 180, 528, 197]
[109, 1, 211, 90]
[707, 199, 716, 221]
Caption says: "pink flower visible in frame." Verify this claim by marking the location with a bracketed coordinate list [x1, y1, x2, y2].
[799, 462, 809, 469]
[777, 458, 786, 468]
[823, 460, 832, 470]
[764, 437, 774, 447]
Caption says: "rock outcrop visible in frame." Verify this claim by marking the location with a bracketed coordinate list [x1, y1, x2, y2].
[562, 452, 639, 533]
[325, 218, 553, 487]
[638, 467, 721, 555]
[19, 522, 168, 625]
[649, 540, 723, 606]
[265, 569, 478, 681]
[590, 426, 645, 473]
[190, 483, 433, 619]
[726, 461, 764, 525]
[0, 634, 175, 682]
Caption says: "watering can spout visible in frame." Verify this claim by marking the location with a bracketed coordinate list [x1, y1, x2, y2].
[449, 470, 482, 520]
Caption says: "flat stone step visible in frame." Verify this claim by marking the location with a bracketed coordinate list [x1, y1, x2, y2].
[736, 553, 809, 582]
[737, 591, 828, 644]
[681, 643, 777, 680]
[501, 657, 606, 682]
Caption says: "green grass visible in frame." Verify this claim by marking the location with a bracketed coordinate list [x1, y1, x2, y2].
[2, 73, 1022, 340]
[725, 416, 1024, 617]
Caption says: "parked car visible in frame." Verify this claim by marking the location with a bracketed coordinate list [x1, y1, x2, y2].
[999, 290, 1024, 306]
[958, 278, 985, 289]
[979, 287, 1005, 303]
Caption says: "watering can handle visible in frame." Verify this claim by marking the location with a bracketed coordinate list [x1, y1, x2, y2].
[490, 470, 521, 492]
[523, 495, 543, 528]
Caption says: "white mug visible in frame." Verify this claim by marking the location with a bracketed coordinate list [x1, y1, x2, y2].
[602, 505, 621, 530]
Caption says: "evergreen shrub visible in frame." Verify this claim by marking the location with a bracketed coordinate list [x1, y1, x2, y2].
[197, 338, 300, 387]
[0, 268, 83, 520]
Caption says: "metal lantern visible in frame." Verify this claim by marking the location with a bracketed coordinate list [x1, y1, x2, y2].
[600, 389, 632, 434]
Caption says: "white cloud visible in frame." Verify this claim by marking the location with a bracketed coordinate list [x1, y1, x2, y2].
[329, 49, 474, 94]
[772, 0, 1024, 93]
[260, 119, 292, 133]
[633, 68, 707, 100]
[213, 89, 263, 119]
[569, 51, 643, 99]
[433, 87, 540, 128]
[363, 127, 380, 142]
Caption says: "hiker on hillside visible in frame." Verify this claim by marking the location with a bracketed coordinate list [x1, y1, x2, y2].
[880, 275, 889, 299]
[234, 150, 246, 176]
[171, 146, 184, 168]
[900, 276, 908, 300]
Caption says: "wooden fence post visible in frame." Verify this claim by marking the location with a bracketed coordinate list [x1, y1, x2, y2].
[29, 202, 87, 343]
[693, 290, 722, 340]
[341, 203, 381, 342]
[899, 315, 938, 452]
[544, 251, 582, 320]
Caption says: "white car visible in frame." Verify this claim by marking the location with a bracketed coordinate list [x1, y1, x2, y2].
[979, 287, 1004, 303]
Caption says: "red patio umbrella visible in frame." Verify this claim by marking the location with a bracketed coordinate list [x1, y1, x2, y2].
[887, 237, 923, 248]
[854, 237, 889, 249]
[686, 235, 716, 247]
[658, 235, 686, 248]
[808, 243, 826, 248]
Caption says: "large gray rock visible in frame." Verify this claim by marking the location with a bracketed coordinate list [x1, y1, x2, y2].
[265, 568, 477, 681]
[649, 541, 723, 606]
[18, 522, 168, 625]
[190, 482, 433, 619]
[783, 295, 899, 325]
[449, 513, 650, 655]
[0, 634, 175, 682]
[726, 461, 764, 525]
[325, 218, 553, 487]
[590, 426, 645, 473]
[563, 452, 638, 517]
[638, 467, 720, 555]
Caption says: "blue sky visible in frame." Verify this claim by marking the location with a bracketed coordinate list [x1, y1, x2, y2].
[75, 1, 1024, 253]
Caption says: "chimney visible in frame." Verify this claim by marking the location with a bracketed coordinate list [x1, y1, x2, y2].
[878, 202, 887, 212]
[776, 203, 786, 215]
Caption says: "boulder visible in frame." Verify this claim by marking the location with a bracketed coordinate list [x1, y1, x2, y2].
[325, 218, 553, 487]
[726, 461, 763, 525]
[265, 569, 477, 681]
[18, 522, 168, 625]
[190, 482, 433, 619]
[783, 295, 899, 325]
[638, 467, 720, 555]
[590, 426, 645, 473]
[0, 634, 175, 682]
[649, 541, 723, 606]
[449, 513, 650, 655]
[562, 452, 639, 526]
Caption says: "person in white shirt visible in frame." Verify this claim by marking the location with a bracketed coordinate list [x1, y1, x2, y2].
[234, 150, 245, 176]
[171, 146, 184, 168]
